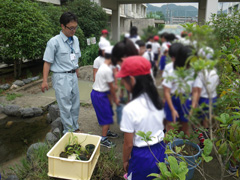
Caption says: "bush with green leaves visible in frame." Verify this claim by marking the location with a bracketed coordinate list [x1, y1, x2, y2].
[80, 44, 99, 66]
[141, 25, 164, 42]
[0, 0, 54, 78]
[209, 10, 240, 46]
[65, 0, 108, 47]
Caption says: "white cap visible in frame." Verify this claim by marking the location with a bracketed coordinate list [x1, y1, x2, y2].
[98, 39, 110, 50]
[104, 46, 113, 54]
[198, 47, 214, 59]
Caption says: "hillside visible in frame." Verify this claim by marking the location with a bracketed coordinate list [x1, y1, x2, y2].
[147, 4, 198, 18]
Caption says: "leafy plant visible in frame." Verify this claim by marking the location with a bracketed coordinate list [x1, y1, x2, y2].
[80, 44, 99, 66]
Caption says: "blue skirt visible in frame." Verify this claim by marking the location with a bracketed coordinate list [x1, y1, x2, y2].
[164, 95, 191, 122]
[197, 97, 217, 120]
[91, 90, 114, 125]
[128, 141, 166, 180]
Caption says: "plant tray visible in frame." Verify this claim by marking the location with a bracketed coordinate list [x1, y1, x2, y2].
[47, 132, 101, 180]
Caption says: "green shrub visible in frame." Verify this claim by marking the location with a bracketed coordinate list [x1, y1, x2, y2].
[65, 0, 108, 48]
[80, 44, 99, 66]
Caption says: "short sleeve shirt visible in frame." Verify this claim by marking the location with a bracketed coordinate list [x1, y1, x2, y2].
[120, 93, 165, 147]
[93, 56, 105, 69]
[92, 63, 114, 92]
[43, 31, 81, 72]
[193, 69, 219, 98]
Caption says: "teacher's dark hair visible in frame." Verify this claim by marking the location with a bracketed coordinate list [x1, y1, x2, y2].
[60, 12, 78, 26]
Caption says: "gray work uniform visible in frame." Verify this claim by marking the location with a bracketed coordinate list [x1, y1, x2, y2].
[43, 31, 81, 134]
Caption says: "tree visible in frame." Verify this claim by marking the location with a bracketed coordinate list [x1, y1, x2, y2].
[147, 11, 165, 20]
[65, 0, 108, 43]
[0, 0, 54, 78]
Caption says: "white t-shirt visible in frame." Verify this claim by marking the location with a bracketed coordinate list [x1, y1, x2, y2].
[193, 69, 219, 98]
[162, 69, 194, 94]
[92, 63, 114, 92]
[152, 42, 161, 54]
[143, 51, 155, 80]
[93, 56, 105, 69]
[160, 42, 169, 55]
[120, 93, 165, 147]
[162, 62, 174, 78]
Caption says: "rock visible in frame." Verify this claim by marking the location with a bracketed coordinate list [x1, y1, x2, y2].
[30, 76, 39, 81]
[6, 175, 19, 180]
[0, 83, 10, 90]
[3, 105, 21, 117]
[51, 117, 63, 133]
[0, 104, 3, 113]
[52, 128, 61, 139]
[48, 104, 60, 121]
[10, 84, 19, 90]
[33, 107, 43, 116]
[45, 132, 58, 145]
[46, 113, 52, 124]
[13, 80, 25, 87]
[27, 142, 47, 162]
[5, 121, 13, 128]
[78, 65, 93, 81]
[22, 78, 32, 84]
[20, 108, 34, 118]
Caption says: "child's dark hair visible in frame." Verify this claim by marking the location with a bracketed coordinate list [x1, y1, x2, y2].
[60, 12, 78, 26]
[135, 40, 145, 47]
[174, 45, 193, 69]
[146, 44, 152, 49]
[111, 38, 138, 66]
[169, 43, 184, 58]
[147, 35, 154, 41]
[130, 26, 138, 37]
[123, 75, 163, 110]
[165, 33, 176, 42]
[98, 49, 104, 57]
[160, 32, 168, 39]
[105, 52, 111, 59]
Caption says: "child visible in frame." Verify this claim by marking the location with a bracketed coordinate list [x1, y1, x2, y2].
[135, 40, 146, 56]
[159, 45, 169, 77]
[91, 46, 119, 148]
[162, 45, 194, 136]
[152, 35, 161, 62]
[93, 40, 110, 81]
[192, 48, 219, 146]
[117, 56, 165, 180]
[143, 44, 155, 81]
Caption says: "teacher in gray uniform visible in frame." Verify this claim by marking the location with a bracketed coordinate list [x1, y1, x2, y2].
[41, 12, 81, 134]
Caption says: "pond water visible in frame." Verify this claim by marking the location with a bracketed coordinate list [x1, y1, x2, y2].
[0, 114, 50, 165]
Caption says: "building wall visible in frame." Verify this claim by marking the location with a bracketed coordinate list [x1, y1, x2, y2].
[37, 0, 60, 5]
[228, 2, 240, 14]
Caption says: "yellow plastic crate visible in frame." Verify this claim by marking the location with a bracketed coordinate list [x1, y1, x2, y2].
[47, 132, 101, 180]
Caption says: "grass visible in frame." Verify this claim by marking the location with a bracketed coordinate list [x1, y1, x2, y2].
[2, 142, 125, 180]
[6, 93, 23, 101]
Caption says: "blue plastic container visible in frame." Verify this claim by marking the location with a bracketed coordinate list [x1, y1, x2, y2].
[169, 139, 201, 180]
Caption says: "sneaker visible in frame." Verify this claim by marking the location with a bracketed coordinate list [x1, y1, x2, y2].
[101, 138, 116, 148]
[107, 130, 119, 139]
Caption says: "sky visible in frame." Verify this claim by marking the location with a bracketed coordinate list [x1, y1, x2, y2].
[150, 3, 230, 10]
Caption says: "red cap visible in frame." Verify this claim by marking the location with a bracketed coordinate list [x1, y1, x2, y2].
[154, 35, 159, 41]
[116, 56, 151, 78]
[101, 29, 108, 34]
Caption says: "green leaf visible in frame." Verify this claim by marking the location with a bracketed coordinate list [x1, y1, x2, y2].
[168, 156, 179, 175]
[203, 139, 213, 156]
[165, 149, 174, 154]
[218, 141, 227, 155]
[147, 173, 160, 178]
[202, 154, 213, 162]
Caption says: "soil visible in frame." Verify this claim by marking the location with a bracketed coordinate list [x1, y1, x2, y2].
[174, 143, 199, 156]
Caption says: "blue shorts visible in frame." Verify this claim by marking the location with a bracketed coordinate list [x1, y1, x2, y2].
[91, 90, 114, 126]
[197, 97, 217, 120]
[164, 95, 191, 122]
[154, 53, 159, 61]
[128, 141, 165, 180]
